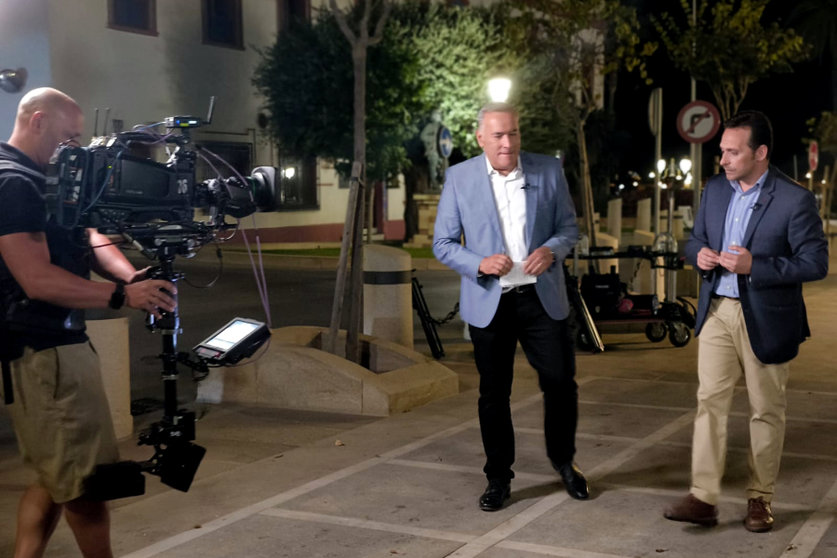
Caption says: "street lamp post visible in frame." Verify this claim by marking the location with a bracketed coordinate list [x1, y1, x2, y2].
[655, 158, 666, 237]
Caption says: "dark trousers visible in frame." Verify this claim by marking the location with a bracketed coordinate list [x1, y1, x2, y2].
[469, 287, 578, 482]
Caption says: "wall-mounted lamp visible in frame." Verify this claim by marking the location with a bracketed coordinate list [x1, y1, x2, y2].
[0, 68, 27, 93]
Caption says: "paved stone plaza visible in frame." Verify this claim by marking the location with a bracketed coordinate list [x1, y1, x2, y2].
[1, 252, 835, 558]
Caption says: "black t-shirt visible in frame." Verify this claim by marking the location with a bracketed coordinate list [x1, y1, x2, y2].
[0, 142, 89, 350]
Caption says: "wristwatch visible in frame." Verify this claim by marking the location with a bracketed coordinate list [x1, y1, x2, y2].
[109, 282, 126, 310]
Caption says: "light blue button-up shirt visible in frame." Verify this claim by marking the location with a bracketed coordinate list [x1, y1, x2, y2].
[714, 170, 767, 298]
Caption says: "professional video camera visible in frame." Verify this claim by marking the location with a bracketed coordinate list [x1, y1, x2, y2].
[64, 102, 276, 499]
[46, 99, 275, 251]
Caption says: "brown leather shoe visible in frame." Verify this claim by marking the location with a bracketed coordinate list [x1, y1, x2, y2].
[744, 497, 774, 532]
[663, 494, 718, 526]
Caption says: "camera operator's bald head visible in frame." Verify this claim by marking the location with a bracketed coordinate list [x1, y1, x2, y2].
[8, 87, 83, 169]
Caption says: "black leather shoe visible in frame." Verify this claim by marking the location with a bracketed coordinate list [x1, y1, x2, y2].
[479, 480, 511, 511]
[555, 462, 589, 500]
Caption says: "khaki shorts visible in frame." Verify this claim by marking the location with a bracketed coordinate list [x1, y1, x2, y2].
[3, 342, 119, 503]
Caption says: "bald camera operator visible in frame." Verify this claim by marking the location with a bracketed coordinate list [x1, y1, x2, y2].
[0, 87, 176, 558]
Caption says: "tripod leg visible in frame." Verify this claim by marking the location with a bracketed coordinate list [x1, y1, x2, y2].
[412, 277, 444, 359]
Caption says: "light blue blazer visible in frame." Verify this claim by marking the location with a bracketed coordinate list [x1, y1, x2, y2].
[433, 152, 579, 328]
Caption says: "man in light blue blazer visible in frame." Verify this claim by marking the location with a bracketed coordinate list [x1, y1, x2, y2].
[433, 102, 587, 511]
[664, 111, 828, 532]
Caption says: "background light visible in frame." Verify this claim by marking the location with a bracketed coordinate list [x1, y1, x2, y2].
[487, 78, 511, 102]
[656, 159, 666, 174]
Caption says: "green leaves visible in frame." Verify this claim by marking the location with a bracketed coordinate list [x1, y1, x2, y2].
[653, 0, 811, 120]
[253, 1, 521, 179]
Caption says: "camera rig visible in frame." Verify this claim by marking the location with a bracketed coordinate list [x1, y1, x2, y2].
[54, 105, 276, 497]
[45, 118, 276, 246]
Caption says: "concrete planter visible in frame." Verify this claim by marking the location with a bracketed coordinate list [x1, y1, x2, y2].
[197, 326, 459, 416]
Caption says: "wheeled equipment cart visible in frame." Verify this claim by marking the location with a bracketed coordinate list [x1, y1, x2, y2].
[566, 240, 696, 352]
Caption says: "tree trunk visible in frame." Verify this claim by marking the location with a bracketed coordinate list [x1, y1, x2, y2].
[326, 162, 362, 356]
[344, 44, 368, 364]
[327, 0, 389, 363]
[351, 45, 367, 180]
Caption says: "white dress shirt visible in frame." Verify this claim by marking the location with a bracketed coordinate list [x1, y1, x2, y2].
[486, 157, 534, 288]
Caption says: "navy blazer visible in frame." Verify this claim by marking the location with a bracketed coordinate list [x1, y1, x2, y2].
[433, 152, 578, 328]
[685, 167, 828, 364]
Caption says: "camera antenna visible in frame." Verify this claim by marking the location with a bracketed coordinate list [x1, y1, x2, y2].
[163, 96, 215, 130]
[102, 108, 111, 136]
[205, 96, 215, 126]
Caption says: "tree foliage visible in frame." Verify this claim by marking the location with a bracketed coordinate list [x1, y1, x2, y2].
[506, 0, 655, 239]
[388, 2, 520, 157]
[253, 6, 421, 180]
[253, 15, 352, 162]
[252, 0, 656, 231]
[808, 111, 837, 152]
[654, 0, 810, 121]
[252, 2, 519, 179]
[510, 0, 652, 122]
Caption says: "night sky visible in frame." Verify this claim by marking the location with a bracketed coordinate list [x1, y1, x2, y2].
[613, 0, 834, 182]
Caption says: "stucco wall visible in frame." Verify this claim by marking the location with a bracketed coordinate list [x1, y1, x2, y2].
[0, 1, 51, 137]
[0, 0, 405, 239]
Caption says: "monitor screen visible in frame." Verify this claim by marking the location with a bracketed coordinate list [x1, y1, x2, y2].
[203, 320, 261, 352]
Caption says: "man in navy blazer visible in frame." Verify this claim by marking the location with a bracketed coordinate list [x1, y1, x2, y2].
[433, 102, 586, 511]
[664, 111, 828, 532]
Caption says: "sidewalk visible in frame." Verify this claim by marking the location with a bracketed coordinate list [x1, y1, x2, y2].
[1, 255, 836, 558]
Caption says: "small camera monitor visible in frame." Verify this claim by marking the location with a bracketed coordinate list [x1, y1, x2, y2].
[193, 317, 270, 365]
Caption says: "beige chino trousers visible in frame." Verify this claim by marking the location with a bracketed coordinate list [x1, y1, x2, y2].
[690, 297, 790, 506]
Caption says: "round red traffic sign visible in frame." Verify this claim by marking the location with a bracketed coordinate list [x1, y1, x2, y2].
[809, 140, 819, 171]
[676, 100, 721, 144]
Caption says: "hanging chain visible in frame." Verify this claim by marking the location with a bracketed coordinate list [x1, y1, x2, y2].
[429, 302, 459, 325]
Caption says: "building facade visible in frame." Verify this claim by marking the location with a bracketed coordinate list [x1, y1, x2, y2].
[0, 0, 406, 244]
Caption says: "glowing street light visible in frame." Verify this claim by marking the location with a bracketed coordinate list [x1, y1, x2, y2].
[656, 159, 667, 188]
[656, 159, 666, 175]
[487, 78, 512, 102]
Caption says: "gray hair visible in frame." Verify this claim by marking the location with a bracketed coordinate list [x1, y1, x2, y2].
[477, 102, 519, 131]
